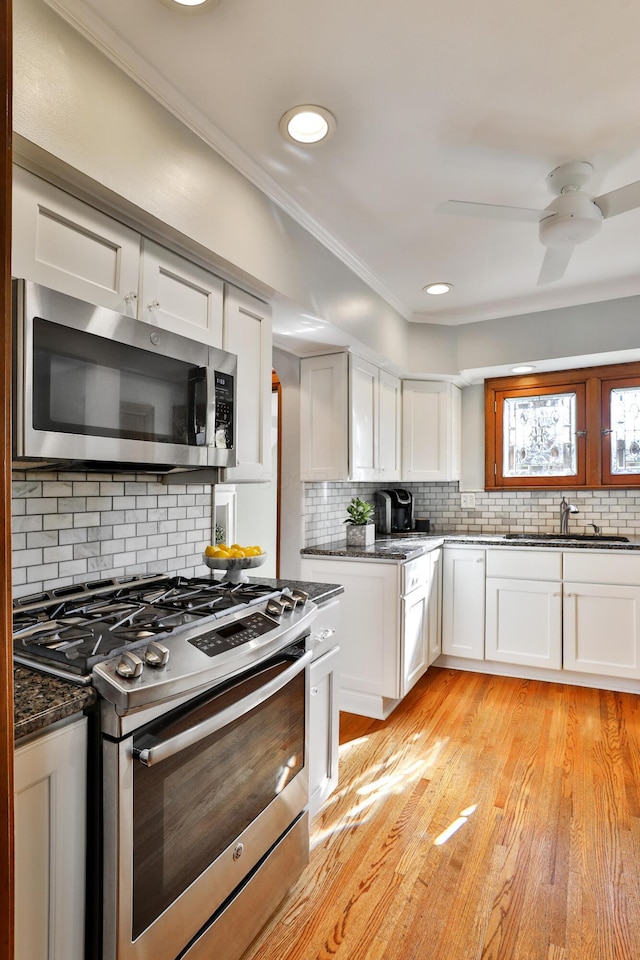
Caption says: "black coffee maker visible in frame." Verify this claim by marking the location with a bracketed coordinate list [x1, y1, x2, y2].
[375, 488, 414, 534]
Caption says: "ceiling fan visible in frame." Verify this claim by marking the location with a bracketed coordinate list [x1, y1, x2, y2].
[436, 161, 640, 285]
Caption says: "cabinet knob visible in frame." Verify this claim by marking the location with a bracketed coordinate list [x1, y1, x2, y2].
[124, 291, 138, 304]
[315, 628, 335, 643]
[148, 299, 160, 311]
[311, 686, 319, 697]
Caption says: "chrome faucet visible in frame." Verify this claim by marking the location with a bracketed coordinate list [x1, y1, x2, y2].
[559, 496, 579, 534]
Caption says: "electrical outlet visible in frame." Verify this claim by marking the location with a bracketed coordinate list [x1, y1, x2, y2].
[461, 493, 476, 509]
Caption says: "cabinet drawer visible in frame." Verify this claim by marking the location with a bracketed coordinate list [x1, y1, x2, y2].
[308, 598, 341, 662]
[563, 550, 640, 585]
[486, 548, 562, 581]
[402, 553, 431, 594]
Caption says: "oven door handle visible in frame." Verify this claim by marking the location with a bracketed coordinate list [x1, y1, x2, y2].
[132, 650, 313, 767]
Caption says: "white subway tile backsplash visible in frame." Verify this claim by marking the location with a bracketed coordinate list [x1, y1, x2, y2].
[11, 470, 215, 595]
[303, 481, 640, 546]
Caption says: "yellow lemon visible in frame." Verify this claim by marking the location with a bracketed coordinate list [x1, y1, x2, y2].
[204, 545, 217, 557]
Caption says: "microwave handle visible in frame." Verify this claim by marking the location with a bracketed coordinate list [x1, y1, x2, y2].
[132, 650, 312, 767]
[187, 366, 217, 447]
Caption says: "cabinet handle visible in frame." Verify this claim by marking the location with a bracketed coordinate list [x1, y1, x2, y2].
[148, 299, 160, 311]
[314, 628, 335, 643]
[124, 291, 138, 304]
[475, 558, 484, 563]
[553, 592, 562, 597]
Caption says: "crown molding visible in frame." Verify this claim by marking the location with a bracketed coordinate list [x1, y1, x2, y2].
[42, 0, 411, 320]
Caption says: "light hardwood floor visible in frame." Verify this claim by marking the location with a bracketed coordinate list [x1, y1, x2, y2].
[241, 667, 640, 960]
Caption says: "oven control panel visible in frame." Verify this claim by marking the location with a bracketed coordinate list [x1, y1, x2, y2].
[187, 611, 279, 657]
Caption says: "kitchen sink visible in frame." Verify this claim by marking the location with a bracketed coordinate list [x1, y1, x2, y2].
[504, 533, 630, 543]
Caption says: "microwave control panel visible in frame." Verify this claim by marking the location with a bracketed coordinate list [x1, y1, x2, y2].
[214, 371, 234, 449]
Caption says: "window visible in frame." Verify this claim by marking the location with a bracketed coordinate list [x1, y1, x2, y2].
[485, 362, 640, 489]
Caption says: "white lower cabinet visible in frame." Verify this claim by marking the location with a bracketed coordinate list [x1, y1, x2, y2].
[308, 597, 341, 817]
[301, 552, 440, 719]
[427, 547, 443, 666]
[485, 578, 562, 669]
[14, 718, 87, 960]
[442, 547, 485, 660]
[484, 548, 562, 669]
[563, 581, 640, 679]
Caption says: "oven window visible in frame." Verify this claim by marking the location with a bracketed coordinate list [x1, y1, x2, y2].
[131, 664, 305, 939]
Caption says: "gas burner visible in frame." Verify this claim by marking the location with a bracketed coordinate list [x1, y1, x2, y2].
[12, 574, 289, 680]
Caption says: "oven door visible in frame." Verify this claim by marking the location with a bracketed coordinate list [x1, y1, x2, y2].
[13, 279, 237, 470]
[101, 643, 311, 960]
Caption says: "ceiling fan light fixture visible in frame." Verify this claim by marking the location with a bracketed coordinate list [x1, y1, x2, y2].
[423, 282, 453, 296]
[279, 106, 336, 144]
[511, 364, 537, 374]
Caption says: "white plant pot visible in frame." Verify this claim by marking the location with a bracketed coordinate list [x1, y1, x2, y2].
[346, 523, 375, 547]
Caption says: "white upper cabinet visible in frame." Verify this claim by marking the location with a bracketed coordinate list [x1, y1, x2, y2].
[222, 286, 272, 483]
[402, 380, 461, 482]
[12, 166, 141, 316]
[300, 353, 350, 481]
[300, 352, 401, 482]
[378, 370, 402, 481]
[349, 355, 378, 480]
[139, 239, 223, 346]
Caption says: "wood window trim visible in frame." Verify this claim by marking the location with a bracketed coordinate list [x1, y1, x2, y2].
[485, 360, 640, 490]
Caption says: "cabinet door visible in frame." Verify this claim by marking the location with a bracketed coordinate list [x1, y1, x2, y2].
[309, 644, 340, 817]
[222, 286, 272, 482]
[300, 558, 399, 705]
[12, 166, 140, 316]
[378, 370, 402, 482]
[402, 380, 461, 482]
[349, 355, 378, 481]
[427, 548, 443, 665]
[486, 578, 562, 668]
[300, 354, 349, 480]
[563, 582, 640, 679]
[442, 547, 485, 659]
[401, 586, 429, 695]
[14, 719, 87, 960]
[139, 239, 223, 345]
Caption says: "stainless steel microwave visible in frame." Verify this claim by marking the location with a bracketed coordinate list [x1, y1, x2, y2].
[12, 279, 238, 476]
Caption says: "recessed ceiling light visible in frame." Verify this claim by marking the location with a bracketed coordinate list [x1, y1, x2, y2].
[279, 106, 336, 144]
[423, 282, 453, 296]
[511, 364, 537, 374]
[161, 0, 219, 9]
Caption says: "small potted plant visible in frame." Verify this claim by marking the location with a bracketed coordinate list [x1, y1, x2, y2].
[344, 496, 376, 547]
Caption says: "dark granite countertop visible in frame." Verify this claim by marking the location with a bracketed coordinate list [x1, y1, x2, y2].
[13, 575, 343, 742]
[247, 576, 344, 604]
[301, 532, 640, 560]
[14, 666, 97, 742]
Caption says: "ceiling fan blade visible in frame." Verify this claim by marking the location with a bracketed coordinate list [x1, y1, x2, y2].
[594, 180, 640, 219]
[537, 246, 574, 286]
[436, 200, 546, 222]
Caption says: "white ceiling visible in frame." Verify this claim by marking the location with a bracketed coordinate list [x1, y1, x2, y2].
[45, 0, 640, 326]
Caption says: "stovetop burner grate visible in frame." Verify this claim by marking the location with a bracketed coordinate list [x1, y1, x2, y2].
[12, 574, 286, 677]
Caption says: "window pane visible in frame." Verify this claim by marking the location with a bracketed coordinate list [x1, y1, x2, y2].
[503, 393, 577, 477]
[610, 386, 640, 475]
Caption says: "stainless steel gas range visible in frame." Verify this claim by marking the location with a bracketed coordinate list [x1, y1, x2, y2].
[13, 574, 318, 960]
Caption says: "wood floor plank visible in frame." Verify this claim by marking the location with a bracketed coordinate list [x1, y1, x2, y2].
[240, 668, 640, 960]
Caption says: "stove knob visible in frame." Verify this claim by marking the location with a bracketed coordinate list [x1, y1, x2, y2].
[291, 589, 310, 605]
[266, 599, 285, 618]
[145, 641, 170, 668]
[115, 651, 144, 679]
[280, 595, 297, 614]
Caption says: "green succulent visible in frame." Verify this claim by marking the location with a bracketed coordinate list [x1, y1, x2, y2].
[344, 496, 375, 525]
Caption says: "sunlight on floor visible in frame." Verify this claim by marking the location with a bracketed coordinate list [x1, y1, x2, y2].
[311, 732, 450, 850]
[433, 804, 478, 846]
